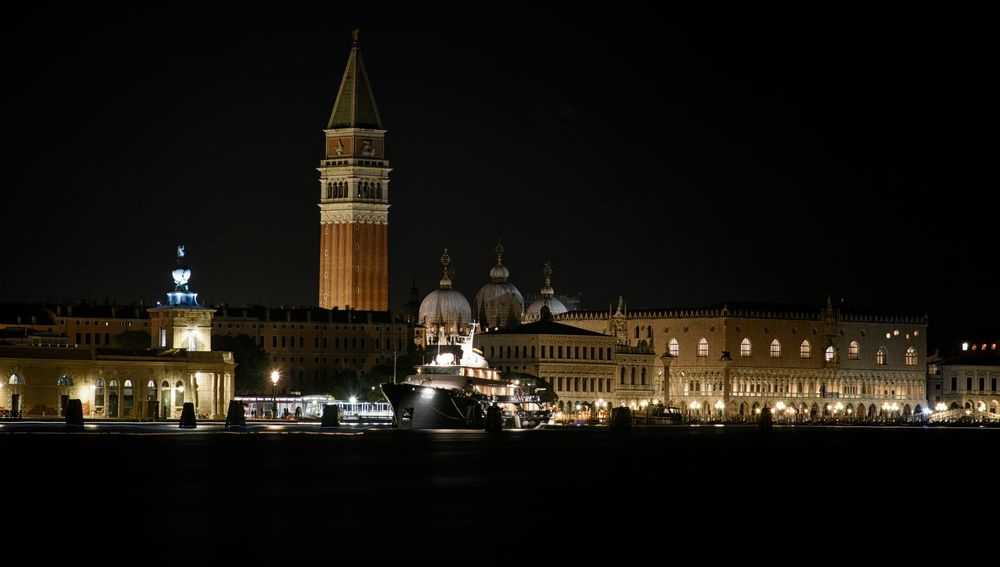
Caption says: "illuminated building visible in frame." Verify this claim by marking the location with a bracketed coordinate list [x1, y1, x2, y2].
[556, 297, 929, 421]
[0, 247, 234, 419]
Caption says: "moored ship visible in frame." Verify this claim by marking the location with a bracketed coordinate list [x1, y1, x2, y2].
[381, 324, 554, 429]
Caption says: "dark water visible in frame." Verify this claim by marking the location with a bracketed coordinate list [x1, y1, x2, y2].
[4, 424, 993, 561]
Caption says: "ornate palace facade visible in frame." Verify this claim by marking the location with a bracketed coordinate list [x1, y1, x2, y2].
[557, 298, 928, 421]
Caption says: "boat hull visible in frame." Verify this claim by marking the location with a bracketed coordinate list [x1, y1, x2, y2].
[380, 383, 486, 429]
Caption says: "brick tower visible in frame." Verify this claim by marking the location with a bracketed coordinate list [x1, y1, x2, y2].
[318, 29, 390, 311]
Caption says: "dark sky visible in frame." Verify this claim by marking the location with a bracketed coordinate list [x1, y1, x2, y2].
[2, 6, 995, 352]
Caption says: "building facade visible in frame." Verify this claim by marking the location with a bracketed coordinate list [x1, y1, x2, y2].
[475, 317, 656, 413]
[557, 298, 928, 421]
[0, 248, 234, 419]
[929, 341, 999, 419]
[318, 30, 390, 311]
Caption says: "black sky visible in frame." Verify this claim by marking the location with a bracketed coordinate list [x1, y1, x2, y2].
[2, 6, 995, 352]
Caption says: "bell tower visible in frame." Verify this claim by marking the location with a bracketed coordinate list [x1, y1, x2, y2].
[318, 29, 391, 311]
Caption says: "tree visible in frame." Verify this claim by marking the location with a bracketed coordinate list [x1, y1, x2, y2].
[212, 334, 271, 395]
[110, 330, 151, 350]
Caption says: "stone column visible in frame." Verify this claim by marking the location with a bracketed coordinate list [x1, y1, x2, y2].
[659, 353, 674, 406]
[720, 351, 733, 421]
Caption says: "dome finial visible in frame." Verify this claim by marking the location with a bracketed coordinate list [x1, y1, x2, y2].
[542, 261, 552, 286]
[352, 28, 360, 45]
[439, 249, 453, 289]
[441, 248, 451, 273]
[495, 241, 504, 264]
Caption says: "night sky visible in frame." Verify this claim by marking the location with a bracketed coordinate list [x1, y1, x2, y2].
[3, 6, 994, 352]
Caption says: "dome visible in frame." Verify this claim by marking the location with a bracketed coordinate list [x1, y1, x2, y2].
[525, 261, 567, 320]
[489, 263, 510, 281]
[475, 282, 524, 329]
[419, 288, 472, 329]
[526, 296, 567, 318]
[418, 248, 472, 334]
[474, 243, 523, 329]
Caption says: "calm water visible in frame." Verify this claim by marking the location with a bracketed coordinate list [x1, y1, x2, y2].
[5, 423, 992, 560]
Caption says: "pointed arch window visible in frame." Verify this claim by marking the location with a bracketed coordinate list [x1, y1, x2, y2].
[668, 338, 679, 357]
[905, 347, 916, 366]
[740, 338, 751, 357]
[849, 341, 860, 360]
[770, 339, 781, 358]
[825, 346, 836, 362]
[876, 347, 887, 366]
[697, 338, 709, 358]
[800, 340, 811, 359]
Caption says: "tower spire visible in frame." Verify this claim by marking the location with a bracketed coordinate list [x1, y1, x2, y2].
[327, 30, 382, 129]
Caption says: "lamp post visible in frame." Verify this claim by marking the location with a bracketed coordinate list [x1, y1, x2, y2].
[714, 400, 725, 422]
[270, 370, 280, 420]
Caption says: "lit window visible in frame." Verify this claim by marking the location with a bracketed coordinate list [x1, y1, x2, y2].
[905, 347, 916, 366]
[697, 338, 708, 357]
[740, 338, 751, 357]
[770, 339, 781, 358]
[825, 346, 835, 362]
[876, 347, 886, 366]
[800, 340, 811, 359]
[849, 341, 859, 360]
[94, 378, 105, 408]
[669, 338, 679, 357]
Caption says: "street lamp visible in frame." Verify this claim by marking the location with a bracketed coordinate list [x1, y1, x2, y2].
[270, 370, 280, 419]
[714, 400, 724, 422]
[689, 400, 701, 422]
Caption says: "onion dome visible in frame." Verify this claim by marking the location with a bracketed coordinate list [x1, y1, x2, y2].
[474, 242, 524, 330]
[525, 261, 567, 319]
[418, 249, 472, 332]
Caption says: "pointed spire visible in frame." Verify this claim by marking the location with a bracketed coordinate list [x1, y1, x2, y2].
[495, 241, 504, 264]
[328, 29, 383, 129]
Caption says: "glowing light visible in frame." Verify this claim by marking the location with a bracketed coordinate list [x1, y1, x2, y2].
[886, 333, 891, 339]
[420, 387, 435, 399]
[775, 401, 786, 411]
[893, 329, 899, 336]
[714, 400, 724, 410]
[689, 401, 701, 410]
[977, 402, 986, 412]
[922, 407, 932, 415]
[962, 342, 969, 351]
[270, 370, 280, 386]
[934, 402, 947, 412]
[834, 402, 844, 412]
[349, 396, 357, 404]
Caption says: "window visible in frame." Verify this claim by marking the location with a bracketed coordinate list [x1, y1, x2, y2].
[825, 346, 835, 362]
[876, 347, 886, 366]
[966, 377, 972, 391]
[147, 380, 157, 401]
[740, 338, 751, 357]
[951, 376, 956, 391]
[630, 368, 636, 385]
[849, 341, 859, 360]
[641, 368, 647, 385]
[123, 380, 134, 413]
[620, 368, 626, 385]
[557, 377, 562, 391]
[770, 339, 781, 358]
[978, 377, 984, 391]
[800, 340, 811, 359]
[697, 338, 708, 358]
[174, 381, 185, 406]
[669, 338, 679, 357]
[57, 375, 72, 386]
[95, 378, 105, 408]
[992, 378, 997, 392]
[531, 345, 536, 358]
[905, 347, 916, 366]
